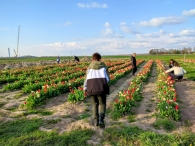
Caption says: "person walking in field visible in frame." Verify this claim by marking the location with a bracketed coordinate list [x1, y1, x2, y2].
[165, 62, 186, 81]
[73, 55, 80, 64]
[56, 56, 60, 64]
[84, 52, 110, 128]
[131, 53, 137, 76]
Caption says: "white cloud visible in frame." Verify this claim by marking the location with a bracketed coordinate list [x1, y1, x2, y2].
[77, 2, 107, 9]
[104, 22, 110, 27]
[182, 9, 195, 16]
[179, 30, 195, 36]
[64, 21, 72, 26]
[120, 22, 139, 34]
[159, 30, 166, 34]
[169, 33, 180, 38]
[101, 28, 114, 36]
[101, 23, 123, 38]
[19, 32, 195, 56]
[137, 32, 159, 38]
[138, 16, 185, 27]
[170, 30, 195, 37]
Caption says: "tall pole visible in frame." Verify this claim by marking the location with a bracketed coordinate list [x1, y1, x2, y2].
[17, 25, 20, 57]
[8, 48, 10, 57]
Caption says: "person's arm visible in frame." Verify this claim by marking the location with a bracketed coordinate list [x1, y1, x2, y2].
[130, 56, 134, 67]
[182, 68, 186, 74]
[165, 68, 174, 73]
[105, 67, 110, 83]
[83, 68, 89, 91]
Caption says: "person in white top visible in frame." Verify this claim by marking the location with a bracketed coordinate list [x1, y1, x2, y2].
[165, 62, 186, 81]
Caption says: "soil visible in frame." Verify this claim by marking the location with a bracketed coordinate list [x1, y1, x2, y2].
[0, 62, 195, 146]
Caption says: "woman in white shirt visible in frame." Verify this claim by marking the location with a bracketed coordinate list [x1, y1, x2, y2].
[165, 62, 186, 81]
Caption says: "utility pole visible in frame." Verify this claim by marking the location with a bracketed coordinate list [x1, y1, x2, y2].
[8, 48, 10, 57]
[16, 25, 20, 57]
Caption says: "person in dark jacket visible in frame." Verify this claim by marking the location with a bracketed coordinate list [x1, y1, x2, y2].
[84, 52, 110, 128]
[73, 56, 80, 63]
[131, 53, 137, 76]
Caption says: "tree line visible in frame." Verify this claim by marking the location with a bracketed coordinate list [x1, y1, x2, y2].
[149, 47, 195, 55]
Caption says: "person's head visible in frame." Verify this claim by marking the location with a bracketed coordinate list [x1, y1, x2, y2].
[92, 52, 101, 61]
[169, 59, 175, 64]
[174, 62, 180, 67]
[132, 53, 136, 57]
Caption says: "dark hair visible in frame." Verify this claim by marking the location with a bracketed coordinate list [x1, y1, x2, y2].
[92, 52, 101, 61]
[169, 59, 175, 63]
[174, 62, 180, 67]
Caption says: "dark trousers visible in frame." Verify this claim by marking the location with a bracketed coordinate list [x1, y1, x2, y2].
[132, 66, 137, 75]
[168, 73, 183, 80]
[91, 94, 106, 120]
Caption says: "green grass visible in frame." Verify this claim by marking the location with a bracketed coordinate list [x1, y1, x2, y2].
[1, 54, 195, 64]
[23, 110, 54, 116]
[0, 118, 94, 146]
[103, 126, 195, 146]
[13, 92, 24, 99]
[153, 119, 176, 132]
[128, 115, 136, 123]
[77, 113, 90, 120]
[0, 102, 6, 108]
[179, 62, 195, 81]
[45, 118, 61, 124]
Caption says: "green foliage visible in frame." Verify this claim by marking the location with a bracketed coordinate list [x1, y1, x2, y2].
[68, 87, 85, 103]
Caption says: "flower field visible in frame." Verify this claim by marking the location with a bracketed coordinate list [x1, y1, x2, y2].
[0, 56, 195, 146]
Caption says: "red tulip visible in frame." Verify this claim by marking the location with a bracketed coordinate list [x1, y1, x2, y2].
[175, 105, 179, 110]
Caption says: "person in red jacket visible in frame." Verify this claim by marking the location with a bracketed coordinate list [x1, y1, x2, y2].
[84, 52, 110, 128]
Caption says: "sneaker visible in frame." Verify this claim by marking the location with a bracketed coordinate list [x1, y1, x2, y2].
[99, 120, 105, 128]
[99, 117, 105, 128]
[90, 118, 99, 126]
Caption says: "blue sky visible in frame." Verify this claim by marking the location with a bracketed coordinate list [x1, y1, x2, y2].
[0, 0, 195, 57]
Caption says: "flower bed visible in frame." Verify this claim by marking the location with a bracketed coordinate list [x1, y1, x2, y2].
[112, 60, 153, 117]
[156, 60, 180, 121]
[23, 60, 141, 109]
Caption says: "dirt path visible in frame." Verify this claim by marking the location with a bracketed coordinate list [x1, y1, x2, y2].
[175, 80, 195, 133]
[130, 63, 167, 134]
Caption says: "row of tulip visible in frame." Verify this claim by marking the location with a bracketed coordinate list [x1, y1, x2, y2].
[2, 60, 128, 92]
[0, 60, 126, 79]
[113, 60, 153, 117]
[0, 63, 89, 84]
[67, 60, 144, 103]
[179, 59, 195, 64]
[156, 60, 180, 121]
[24, 60, 144, 109]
